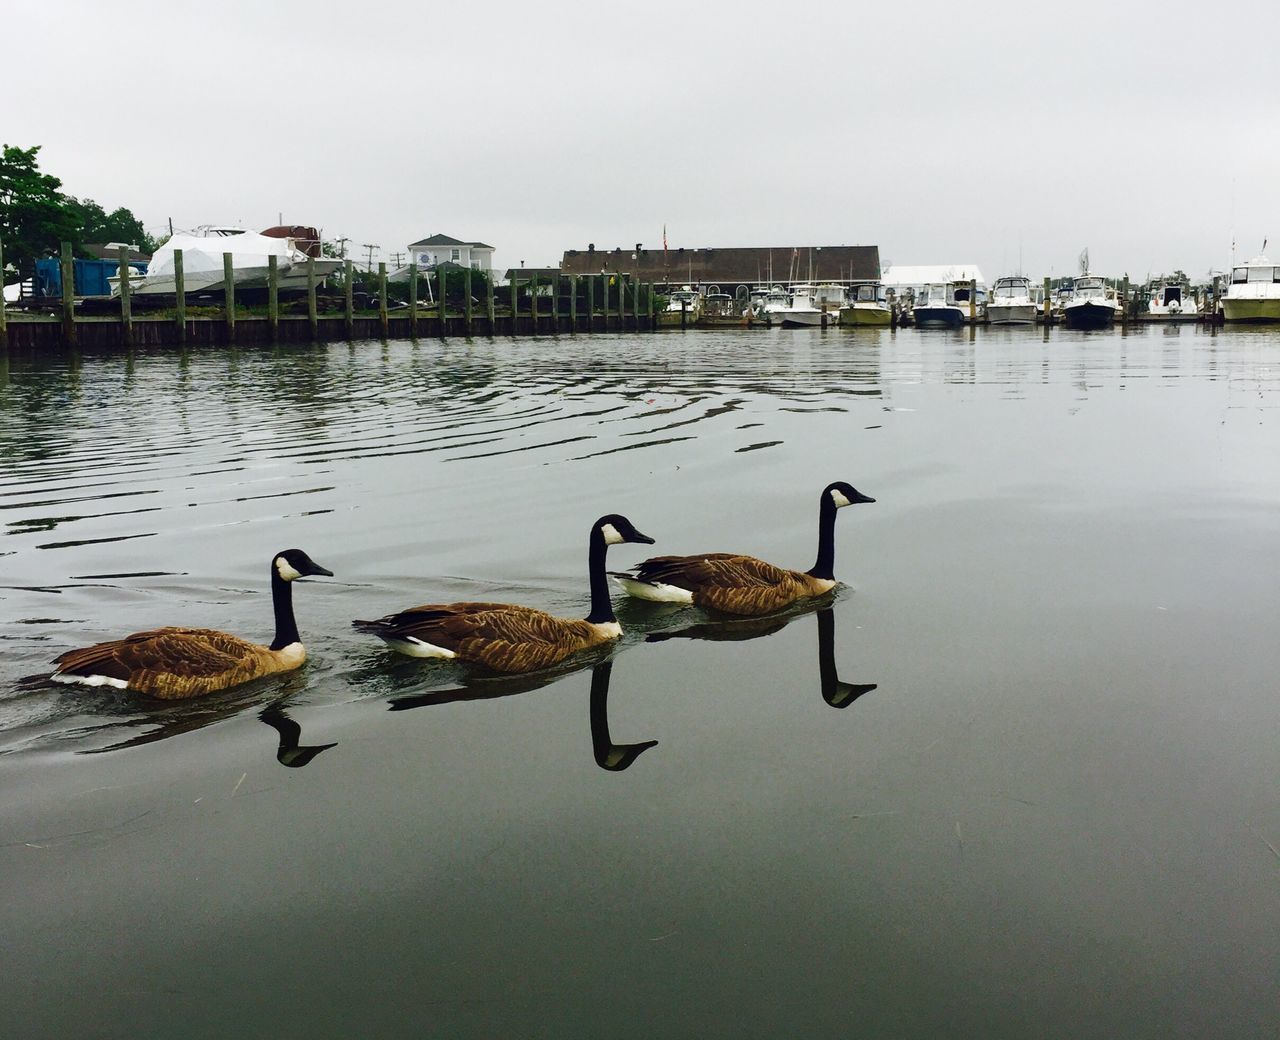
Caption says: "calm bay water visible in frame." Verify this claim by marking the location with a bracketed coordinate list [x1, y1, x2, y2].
[1, 326, 1277, 1038]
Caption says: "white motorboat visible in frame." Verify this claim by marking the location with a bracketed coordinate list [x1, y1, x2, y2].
[986, 275, 1037, 324]
[774, 284, 826, 327]
[1220, 254, 1280, 323]
[110, 227, 340, 297]
[756, 286, 792, 323]
[1062, 274, 1120, 329]
[1146, 280, 1199, 317]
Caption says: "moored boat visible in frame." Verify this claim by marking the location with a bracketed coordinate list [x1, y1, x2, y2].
[658, 286, 703, 325]
[775, 284, 826, 327]
[1062, 274, 1120, 329]
[986, 275, 1037, 324]
[912, 283, 966, 328]
[1220, 255, 1280, 323]
[838, 282, 892, 326]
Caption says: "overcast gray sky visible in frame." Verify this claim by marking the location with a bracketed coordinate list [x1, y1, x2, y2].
[6, 0, 1277, 280]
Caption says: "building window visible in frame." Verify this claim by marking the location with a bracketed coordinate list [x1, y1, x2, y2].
[451, 248, 460, 261]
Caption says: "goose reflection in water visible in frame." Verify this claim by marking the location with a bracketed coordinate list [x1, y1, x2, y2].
[387, 658, 658, 773]
[646, 606, 876, 709]
[259, 703, 337, 768]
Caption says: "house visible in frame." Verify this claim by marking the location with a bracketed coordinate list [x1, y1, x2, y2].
[560, 243, 880, 289]
[407, 234, 494, 273]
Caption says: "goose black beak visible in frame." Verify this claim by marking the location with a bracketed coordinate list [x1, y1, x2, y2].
[852, 493, 876, 504]
[632, 531, 656, 545]
[307, 563, 335, 578]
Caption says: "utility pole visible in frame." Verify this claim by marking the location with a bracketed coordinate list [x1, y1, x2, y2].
[334, 237, 349, 259]
[390, 251, 405, 269]
[361, 243, 379, 271]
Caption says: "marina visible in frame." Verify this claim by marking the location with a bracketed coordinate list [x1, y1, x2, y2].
[1, 325, 1276, 1037]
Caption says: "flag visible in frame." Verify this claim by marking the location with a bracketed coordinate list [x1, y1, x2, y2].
[663, 224, 668, 257]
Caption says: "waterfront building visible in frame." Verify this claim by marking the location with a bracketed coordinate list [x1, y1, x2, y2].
[407, 234, 495, 272]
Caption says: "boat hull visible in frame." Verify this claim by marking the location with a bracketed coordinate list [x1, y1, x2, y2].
[986, 303, 1037, 325]
[838, 305, 892, 327]
[1063, 302, 1117, 330]
[1221, 298, 1280, 323]
[779, 311, 825, 327]
[912, 306, 964, 328]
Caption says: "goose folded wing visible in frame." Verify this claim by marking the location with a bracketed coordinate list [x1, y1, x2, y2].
[635, 553, 796, 589]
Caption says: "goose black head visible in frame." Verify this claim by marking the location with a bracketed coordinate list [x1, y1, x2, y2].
[273, 548, 335, 582]
[825, 481, 876, 508]
[594, 514, 656, 546]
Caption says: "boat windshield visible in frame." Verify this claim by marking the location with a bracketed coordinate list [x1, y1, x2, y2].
[993, 277, 1030, 298]
[1247, 266, 1275, 283]
[856, 285, 876, 303]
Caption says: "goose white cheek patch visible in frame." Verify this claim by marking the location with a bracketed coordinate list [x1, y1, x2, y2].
[830, 489, 852, 508]
[601, 523, 624, 545]
[275, 557, 303, 581]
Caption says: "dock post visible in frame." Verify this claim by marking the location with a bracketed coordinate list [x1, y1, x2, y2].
[0, 240, 6, 348]
[632, 277, 640, 329]
[408, 262, 418, 338]
[821, 304, 828, 329]
[378, 262, 388, 338]
[464, 265, 473, 337]
[680, 299, 687, 329]
[439, 267, 448, 338]
[267, 255, 280, 342]
[117, 243, 133, 345]
[59, 243, 77, 346]
[551, 273, 560, 332]
[509, 274, 517, 336]
[617, 275, 625, 327]
[1120, 275, 1129, 326]
[224, 253, 236, 344]
[569, 275, 577, 331]
[343, 260, 353, 339]
[173, 248, 186, 345]
[530, 272, 538, 334]
[307, 256, 318, 339]
[648, 283, 655, 330]
[587, 275, 595, 333]
[485, 270, 495, 334]
[1043, 276, 1051, 324]
[969, 278, 977, 325]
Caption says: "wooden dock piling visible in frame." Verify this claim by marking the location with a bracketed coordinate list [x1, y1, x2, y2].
[0, 239, 6, 348]
[307, 256, 318, 339]
[267, 255, 279, 341]
[408, 262, 418, 338]
[344, 259, 354, 339]
[378, 262, 388, 338]
[508, 275, 516, 337]
[464, 265, 473, 337]
[530, 272, 538, 334]
[1043, 276, 1051, 323]
[60, 243, 76, 346]
[173, 248, 186, 345]
[1120, 276, 1129, 326]
[224, 252, 236, 343]
[114, 243, 130, 347]
[969, 278, 977, 324]
[486, 271, 495, 333]
[587, 276, 596, 333]
[440, 268, 449, 338]
[569, 275, 577, 331]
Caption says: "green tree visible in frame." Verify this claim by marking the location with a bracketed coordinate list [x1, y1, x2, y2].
[0, 144, 79, 277]
[65, 196, 157, 253]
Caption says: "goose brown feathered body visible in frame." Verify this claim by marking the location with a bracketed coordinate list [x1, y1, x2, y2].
[627, 553, 833, 616]
[355, 601, 619, 673]
[50, 549, 332, 699]
[354, 514, 655, 674]
[616, 481, 874, 617]
[52, 627, 306, 700]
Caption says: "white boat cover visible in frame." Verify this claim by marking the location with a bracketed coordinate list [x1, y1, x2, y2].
[145, 232, 294, 277]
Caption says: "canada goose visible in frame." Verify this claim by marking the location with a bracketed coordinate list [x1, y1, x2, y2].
[353, 514, 655, 673]
[50, 549, 334, 699]
[614, 481, 874, 616]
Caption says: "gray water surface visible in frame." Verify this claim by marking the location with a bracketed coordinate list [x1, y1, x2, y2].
[1, 327, 1277, 1038]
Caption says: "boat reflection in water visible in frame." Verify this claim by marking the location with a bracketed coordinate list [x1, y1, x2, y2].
[646, 604, 876, 709]
[387, 656, 659, 773]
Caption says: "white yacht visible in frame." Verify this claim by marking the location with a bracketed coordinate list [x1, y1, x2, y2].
[986, 275, 1037, 324]
[756, 286, 792, 323]
[1221, 255, 1280, 323]
[110, 227, 340, 297]
[1146, 281, 1199, 317]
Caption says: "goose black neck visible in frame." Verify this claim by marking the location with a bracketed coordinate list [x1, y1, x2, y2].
[585, 530, 616, 625]
[806, 493, 839, 580]
[269, 568, 301, 651]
